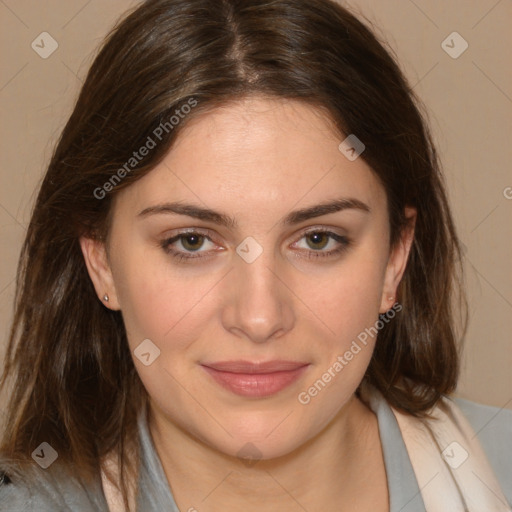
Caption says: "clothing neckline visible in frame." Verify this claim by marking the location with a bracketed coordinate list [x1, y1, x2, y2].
[135, 390, 425, 512]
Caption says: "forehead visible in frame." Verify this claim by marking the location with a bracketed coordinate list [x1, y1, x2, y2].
[113, 96, 386, 224]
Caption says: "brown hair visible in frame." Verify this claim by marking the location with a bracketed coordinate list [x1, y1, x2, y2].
[0, 0, 465, 507]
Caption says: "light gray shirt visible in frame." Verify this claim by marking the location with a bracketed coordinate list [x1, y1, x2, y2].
[1, 393, 511, 511]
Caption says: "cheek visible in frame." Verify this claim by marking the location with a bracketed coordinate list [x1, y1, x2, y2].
[113, 252, 221, 354]
[293, 255, 388, 421]
[297, 248, 387, 342]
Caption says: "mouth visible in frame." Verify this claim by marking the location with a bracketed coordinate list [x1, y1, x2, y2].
[200, 360, 310, 398]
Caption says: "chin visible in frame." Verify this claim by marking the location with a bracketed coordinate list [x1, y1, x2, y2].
[212, 431, 306, 464]
[198, 410, 312, 462]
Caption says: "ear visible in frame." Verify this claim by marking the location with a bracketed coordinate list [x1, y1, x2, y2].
[379, 206, 416, 313]
[79, 236, 121, 310]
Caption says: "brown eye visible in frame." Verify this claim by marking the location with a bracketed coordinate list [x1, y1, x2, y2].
[160, 230, 220, 262]
[305, 232, 330, 250]
[292, 229, 351, 260]
[180, 234, 205, 251]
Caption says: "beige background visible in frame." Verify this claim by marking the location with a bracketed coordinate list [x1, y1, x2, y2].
[0, 0, 510, 411]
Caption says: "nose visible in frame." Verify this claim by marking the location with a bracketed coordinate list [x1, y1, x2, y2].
[221, 248, 295, 344]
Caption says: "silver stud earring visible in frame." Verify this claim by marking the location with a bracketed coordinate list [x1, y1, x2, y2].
[103, 294, 109, 302]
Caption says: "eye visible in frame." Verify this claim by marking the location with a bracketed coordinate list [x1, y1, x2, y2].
[160, 230, 220, 262]
[160, 228, 351, 263]
[292, 229, 351, 259]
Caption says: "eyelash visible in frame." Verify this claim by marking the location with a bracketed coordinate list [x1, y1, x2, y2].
[160, 228, 351, 263]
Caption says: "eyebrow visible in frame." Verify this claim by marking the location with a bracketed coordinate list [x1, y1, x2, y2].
[137, 198, 370, 228]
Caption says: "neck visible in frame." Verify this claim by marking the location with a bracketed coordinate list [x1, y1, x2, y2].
[148, 394, 388, 512]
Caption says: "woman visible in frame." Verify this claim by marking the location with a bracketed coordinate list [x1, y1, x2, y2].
[0, 0, 510, 511]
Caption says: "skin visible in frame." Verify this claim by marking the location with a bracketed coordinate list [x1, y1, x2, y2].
[81, 96, 416, 512]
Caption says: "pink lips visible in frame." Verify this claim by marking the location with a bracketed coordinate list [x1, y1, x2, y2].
[201, 360, 310, 398]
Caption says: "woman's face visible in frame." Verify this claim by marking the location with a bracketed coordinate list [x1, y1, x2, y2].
[82, 96, 413, 460]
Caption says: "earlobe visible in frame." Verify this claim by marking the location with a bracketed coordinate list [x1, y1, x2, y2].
[379, 207, 416, 313]
[79, 236, 121, 310]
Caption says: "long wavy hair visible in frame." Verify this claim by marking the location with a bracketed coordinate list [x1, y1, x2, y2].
[0, 0, 465, 508]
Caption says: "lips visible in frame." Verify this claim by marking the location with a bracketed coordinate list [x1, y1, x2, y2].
[202, 360, 309, 373]
[201, 360, 310, 398]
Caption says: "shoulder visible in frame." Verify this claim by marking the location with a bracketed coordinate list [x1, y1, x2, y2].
[0, 467, 59, 512]
[0, 471, 35, 512]
[455, 395, 512, 431]
[0, 461, 108, 511]
[454, 396, 512, 455]
[453, 396, 512, 504]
